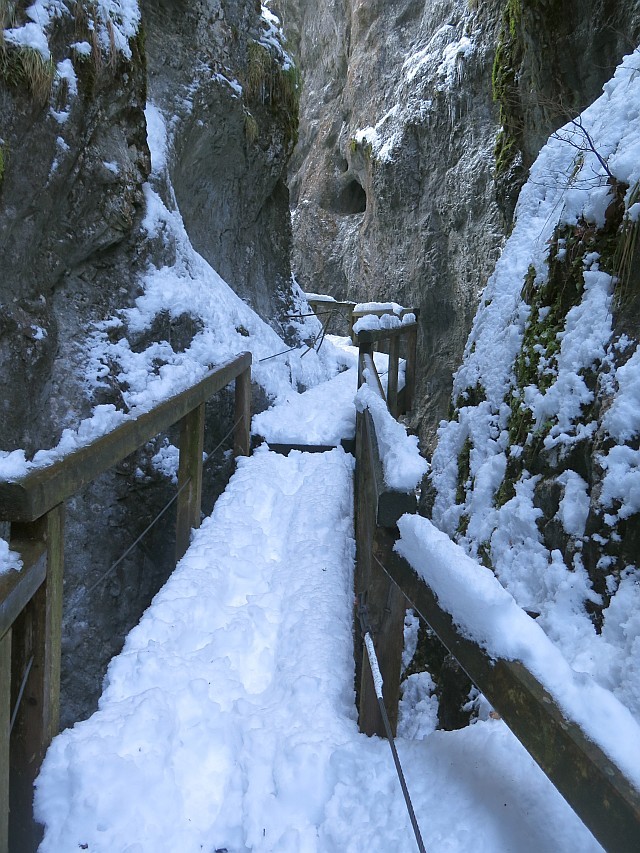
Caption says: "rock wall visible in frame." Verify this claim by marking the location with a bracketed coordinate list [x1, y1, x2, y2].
[0, 0, 299, 725]
[283, 0, 640, 446]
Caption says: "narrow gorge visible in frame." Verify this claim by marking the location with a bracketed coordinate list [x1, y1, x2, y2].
[1, 0, 640, 787]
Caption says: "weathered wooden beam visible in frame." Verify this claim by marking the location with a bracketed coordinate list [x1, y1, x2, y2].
[0, 538, 46, 642]
[266, 443, 340, 456]
[233, 367, 251, 458]
[355, 413, 407, 737]
[381, 549, 640, 853]
[387, 336, 400, 418]
[403, 325, 417, 412]
[362, 353, 386, 402]
[175, 404, 205, 562]
[10, 505, 64, 852]
[0, 353, 252, 523]
[355, 320, 418, 346]
[362, 409, 416, 528]
[0, 629, 10, 853]
[357, 343, 372, 389]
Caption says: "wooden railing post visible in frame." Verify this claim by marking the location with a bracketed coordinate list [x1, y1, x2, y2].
[387, 336, 400, 418]
[233, 367, 251, 457]
[0, 629, 10, 853]
[355, 411, 406, 738]
[357, 343, 372, 389]
[10, 505, 64, 852]
[404, 325, 417, 412]
[175, 403, 205, 562]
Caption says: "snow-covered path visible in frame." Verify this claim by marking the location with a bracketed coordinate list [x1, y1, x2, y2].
[35, 444, 601, 852]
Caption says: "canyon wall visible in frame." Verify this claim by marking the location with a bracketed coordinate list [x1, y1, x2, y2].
[0, 0, 299, 724]
[283, 0, 640, 445]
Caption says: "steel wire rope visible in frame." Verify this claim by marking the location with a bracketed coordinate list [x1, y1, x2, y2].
[83, 412, 245, 598]
[261, 306, 342, 363]
[358, 594, 427, 853]
[84, 307, 342, 594]
[9, 654, 34, 735]
[85, 311, 333, 594]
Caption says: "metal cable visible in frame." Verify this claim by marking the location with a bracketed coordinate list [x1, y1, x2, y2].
[283, 310, 335, 319]
[357, 596, 427, 853]
[10, 654, 34, 735]
[258, 345, 300, 363]
[262, 306, 342, 362]
[84, 413, 245, 597]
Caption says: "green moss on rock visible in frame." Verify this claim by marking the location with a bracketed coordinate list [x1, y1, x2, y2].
[245, 41, 300, 152]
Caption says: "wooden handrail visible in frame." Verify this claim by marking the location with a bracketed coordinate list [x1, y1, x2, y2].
[355, 320, 418, 416]
[355, 386, 640, 852]
[0, 352, 251, 524]
[0, 351, 252, 853]
[381, 548, 640, 853]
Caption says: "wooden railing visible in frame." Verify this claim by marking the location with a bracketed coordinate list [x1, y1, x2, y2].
[356, 321, 417, 417]
[0, 351, 252, 853]
[352, 333, 640, 851]
[353, 323, 418, 737]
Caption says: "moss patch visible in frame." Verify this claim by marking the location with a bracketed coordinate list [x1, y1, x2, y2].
[0, 44, 55, 104]
[244, 41, 300, 151]
[492, 0, 523, 177]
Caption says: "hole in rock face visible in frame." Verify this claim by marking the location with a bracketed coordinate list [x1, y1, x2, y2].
[335, 179, 367, 215]
[337, 157, 349, 173]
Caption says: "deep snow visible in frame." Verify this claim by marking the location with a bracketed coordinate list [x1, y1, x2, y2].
[35, 446, 602, 853]
[3, 20, 638, 852]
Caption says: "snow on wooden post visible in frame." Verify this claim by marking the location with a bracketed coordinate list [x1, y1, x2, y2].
[9, 506, 64, 852]
[233, 366, 251, 458]
[175, 403, 205, 562]
[0, 629, 9, 853]
[403, 325, 417, 412]
[387, 336, 400, 418]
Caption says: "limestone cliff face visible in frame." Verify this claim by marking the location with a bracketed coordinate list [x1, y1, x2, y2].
[0, 9, 149, 455]
[143, 0, 298, 326]
[0, 0, 299, 724]
[284, 0, 640, 446]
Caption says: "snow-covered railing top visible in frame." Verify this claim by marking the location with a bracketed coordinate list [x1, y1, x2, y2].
[355, 314, 419, 420]
[384, 514, 640, 852]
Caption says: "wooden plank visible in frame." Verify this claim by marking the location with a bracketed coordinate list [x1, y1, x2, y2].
[175, 404, 205, 562]
[357, 343, 372, 389]
[10, 505, 64, 852]
[381, 549, 640, 853]
[308, 299, 356, 309]
[233, 367, 251, 458]
[0, 629, 10, 853]
[362, 353, 386, 402]
[265, 443, 340, 456]
[259, 439, 355, 457]
[355, 320, 418, 346]
[0, 540, 46, 641]
[0, 353, 252, 523]
[387, 336, 400, 418]
[354, 410, 378, 735]
[404, 325, 417, 412]
[363, 409, 417, 528]
[355, 414, 406, 737]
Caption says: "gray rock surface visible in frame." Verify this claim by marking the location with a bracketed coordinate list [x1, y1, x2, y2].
[0, 0, 299, 726]
[284, 0, 640, 447]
